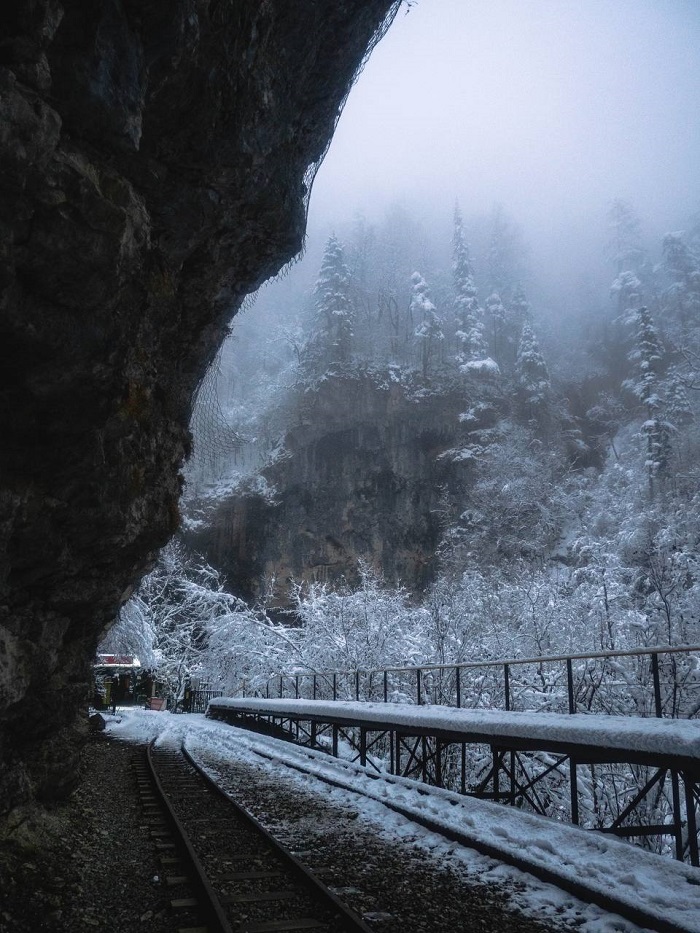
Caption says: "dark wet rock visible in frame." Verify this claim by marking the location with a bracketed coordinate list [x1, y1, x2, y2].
[0, 0, 399, 832]
[185, 373, 474, 607]
[88, 713, 106, 732]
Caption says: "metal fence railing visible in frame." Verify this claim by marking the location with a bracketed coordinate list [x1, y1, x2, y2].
[186, 689, 225, 713]
[259, 644, 700, 719]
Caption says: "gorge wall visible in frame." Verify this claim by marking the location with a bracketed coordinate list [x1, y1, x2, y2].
[185, 374, 474, 607]
[0, 0, 399, 832]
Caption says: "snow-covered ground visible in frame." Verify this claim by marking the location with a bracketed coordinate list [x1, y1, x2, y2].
[108, 708, 700, 932]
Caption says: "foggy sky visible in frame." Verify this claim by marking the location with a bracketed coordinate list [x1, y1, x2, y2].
[308, 0, 700, 255]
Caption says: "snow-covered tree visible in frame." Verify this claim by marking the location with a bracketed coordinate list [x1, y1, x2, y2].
[304, 235, 355, 375]
[509, 284, 530, 325]
[412, 271, 444, 377]
[665, 371, 693, 428]
[291, 563, 424, 679]
[452, 204, 487, 364]
[99, 595, 158, 669]
[515, 319, 551, 416]
[624, 306, 671, 496]
[484, 282, 532, 372]
[611, 269, 643, 317]
[485, 291, 508, 363]
[101, 540, 302, 700]
[662, 232, 700, 341]
[499, 283, 532, 369]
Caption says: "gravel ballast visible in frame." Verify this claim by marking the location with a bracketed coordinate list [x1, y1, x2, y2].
[0, 729, 602, 932]
[0, 734, 174, 933]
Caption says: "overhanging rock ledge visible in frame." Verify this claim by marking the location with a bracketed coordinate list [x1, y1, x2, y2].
[0, 0, 399, 832]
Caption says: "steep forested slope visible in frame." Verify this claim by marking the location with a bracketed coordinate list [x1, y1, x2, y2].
[170, 201, 700, 668]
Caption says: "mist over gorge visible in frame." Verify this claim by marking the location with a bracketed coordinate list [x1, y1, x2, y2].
[158, 0, 700, 689]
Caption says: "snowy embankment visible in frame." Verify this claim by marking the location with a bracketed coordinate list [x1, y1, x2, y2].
[209, 697, 700, 762]
[109, 708, 700, 933]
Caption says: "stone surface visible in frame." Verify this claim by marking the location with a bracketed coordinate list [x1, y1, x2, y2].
[0, 0, 399, 832]
[88, 712, 106, 732]
[185, 373, 476, 607]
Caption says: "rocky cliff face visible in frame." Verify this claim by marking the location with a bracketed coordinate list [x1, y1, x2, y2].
[0, 0, 398, 832]
[185, 374, 471, 608]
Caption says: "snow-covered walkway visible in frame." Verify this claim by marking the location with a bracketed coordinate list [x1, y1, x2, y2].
[209, 697, 700, 767]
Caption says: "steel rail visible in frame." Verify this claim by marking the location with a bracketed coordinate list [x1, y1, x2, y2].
[180, 743, 374, 933]
[231, 738, 693, 933]
[269, 642, 700, 682]
[146, 740, 234, 933]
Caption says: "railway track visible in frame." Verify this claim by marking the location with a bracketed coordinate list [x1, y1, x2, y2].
[140, 738, 373, 933]
[188, 730, 693, 933]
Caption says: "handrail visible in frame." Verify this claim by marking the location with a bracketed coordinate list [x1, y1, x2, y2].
[257, 643, 700, 717]
[267, 643, 700, 683]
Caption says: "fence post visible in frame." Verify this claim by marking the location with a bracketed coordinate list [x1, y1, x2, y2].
[672, 772, 684, 861]
[416, 668, 422, 706]
[567, 658, 576, 714]
[684, 774, 699, 867]
[570, 759, 579, 824]
[651, 652, 663, 718]
[455, 665, 461, 709]
[504, 664, 510, 711]
[383, 670, 388, 703]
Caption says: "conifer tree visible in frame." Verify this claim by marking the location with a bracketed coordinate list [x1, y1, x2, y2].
[305, 235, 354, 375]
[610, 270, 643, 318]
[503, 284, 531, 368]
[453, 205, 487, 363]
[515, 319, 550, 415]
[509, 284, 530, 330]
[485, 291, 507, 363]
[411, 271, 443, 378]
[662, 232, 700, 340]
[665, 372, 693, 428]
[624, 306, 671, 496]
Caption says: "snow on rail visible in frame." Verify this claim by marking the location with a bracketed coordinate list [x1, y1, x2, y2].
[208, 697, 700, 764]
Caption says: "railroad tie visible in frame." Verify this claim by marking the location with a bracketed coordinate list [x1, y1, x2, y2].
[219, 890, 297, 905]
[241, 921, 328, 932]
[171, 897, 199, 909]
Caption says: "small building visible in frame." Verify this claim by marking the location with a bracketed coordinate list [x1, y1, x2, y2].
[92, 654, 154, 709]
